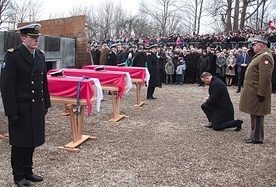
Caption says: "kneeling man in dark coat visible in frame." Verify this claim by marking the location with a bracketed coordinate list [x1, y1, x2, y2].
[200, 72, 243, 131]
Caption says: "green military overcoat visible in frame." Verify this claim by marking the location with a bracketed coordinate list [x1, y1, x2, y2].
[239, 48, 274, 116]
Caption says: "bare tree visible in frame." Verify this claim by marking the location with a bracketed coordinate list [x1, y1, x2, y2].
[139, 0, 183, 36]
[0, 0, 12, 27]
[182, 0, 205, 34]
[207, 0, 275, 33]
[3, 0, 44, 29]
[232, 0, 240, 32]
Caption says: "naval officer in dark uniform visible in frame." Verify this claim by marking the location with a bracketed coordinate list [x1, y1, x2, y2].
[107, 43, 118, 66]
[146, 44, 160, 99]
[1, 23, 51, 187]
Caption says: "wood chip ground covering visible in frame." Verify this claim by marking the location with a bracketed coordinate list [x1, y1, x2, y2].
[0, 84, 275, 187]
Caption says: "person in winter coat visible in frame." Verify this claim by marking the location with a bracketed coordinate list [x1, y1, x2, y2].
[225, 51, 236, 86]
[185, 47, 200, 84]
[235, 47, 250, 93]
[132, 45, 147, 67]
[215, 52, 226, 82]
[99, 44, 110, 65]
[165, 56, 175, 84]
[125, 53, 133, 67]
[146, 44, 159, 100]
[0, 23, 51, 187]
[175, 57, 187, 85]
[197, 50, 210, 86]
[200, 72, 243, 131]
[239, 36, 275, 144]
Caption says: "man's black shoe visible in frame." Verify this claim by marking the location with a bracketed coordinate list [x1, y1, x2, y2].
[26, 174, 43, 182]
[204, 122, 213, 128]
[14, 179, 30, 187]
[236, 90, 240, 93]
[234, 119, 243, 131]
[151, 96, 157, 99]
[244, 138, 263, 144]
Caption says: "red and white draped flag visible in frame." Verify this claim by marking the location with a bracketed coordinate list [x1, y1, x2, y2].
[268, 20, 275, 32]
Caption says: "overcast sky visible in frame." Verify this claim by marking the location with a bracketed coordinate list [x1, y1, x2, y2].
[41, 0, 142, 19]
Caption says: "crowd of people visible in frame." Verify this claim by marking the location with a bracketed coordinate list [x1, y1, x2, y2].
[90, 31, 276, 93]
[90, 31, 276, 145]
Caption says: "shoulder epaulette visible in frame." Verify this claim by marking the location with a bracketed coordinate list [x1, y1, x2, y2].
[40, 50, 45, 54]
[7, 48, 15, 53]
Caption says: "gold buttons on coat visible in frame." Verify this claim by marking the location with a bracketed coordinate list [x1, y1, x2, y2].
[31, 81, 34, 84]
[32, 99, 35, 102]
[41, 81, 43, 84]
[32, 90, 35, 93]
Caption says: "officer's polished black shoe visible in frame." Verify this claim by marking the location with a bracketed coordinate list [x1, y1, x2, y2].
[236, 90, 240, 93]
[26, 174, 43, 182]
[204, 122, 213, 128]
[147, 96, 157, 100]
[244, 138, 263, 144]
[14, 179, 30, 187]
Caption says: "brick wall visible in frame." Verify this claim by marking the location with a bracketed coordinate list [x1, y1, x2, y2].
[18, 15, 92, 68]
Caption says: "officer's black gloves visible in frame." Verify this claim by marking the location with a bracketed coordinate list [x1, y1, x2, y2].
[257, 95, 265, 102]
[8, 114, 19, 126]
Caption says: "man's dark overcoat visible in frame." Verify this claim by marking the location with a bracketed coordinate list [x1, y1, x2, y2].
[1, 44, 51, 148]
[146, 51, 159, 87]
[206, 76, 234, 124]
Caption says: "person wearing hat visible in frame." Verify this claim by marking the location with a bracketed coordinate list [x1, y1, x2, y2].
[107, 43, 117, 66]
[132, 45, 147, 67]
[239, 36, 275, 144]
[91, 43, 101, 65]
[1, 23, 51, 187]
[146, 44, 159, 99]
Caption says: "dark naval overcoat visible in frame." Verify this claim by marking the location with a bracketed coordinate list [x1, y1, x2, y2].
[1, 44, 51, 148]
[206, 76, 234, 124]
[146, 51, 159, 87]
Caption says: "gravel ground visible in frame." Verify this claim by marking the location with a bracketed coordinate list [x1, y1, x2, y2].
[0, 83, 275, 187]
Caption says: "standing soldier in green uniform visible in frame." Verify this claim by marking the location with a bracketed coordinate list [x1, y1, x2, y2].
[1, 23, 51, 187]
[239, 36, 274, 144]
